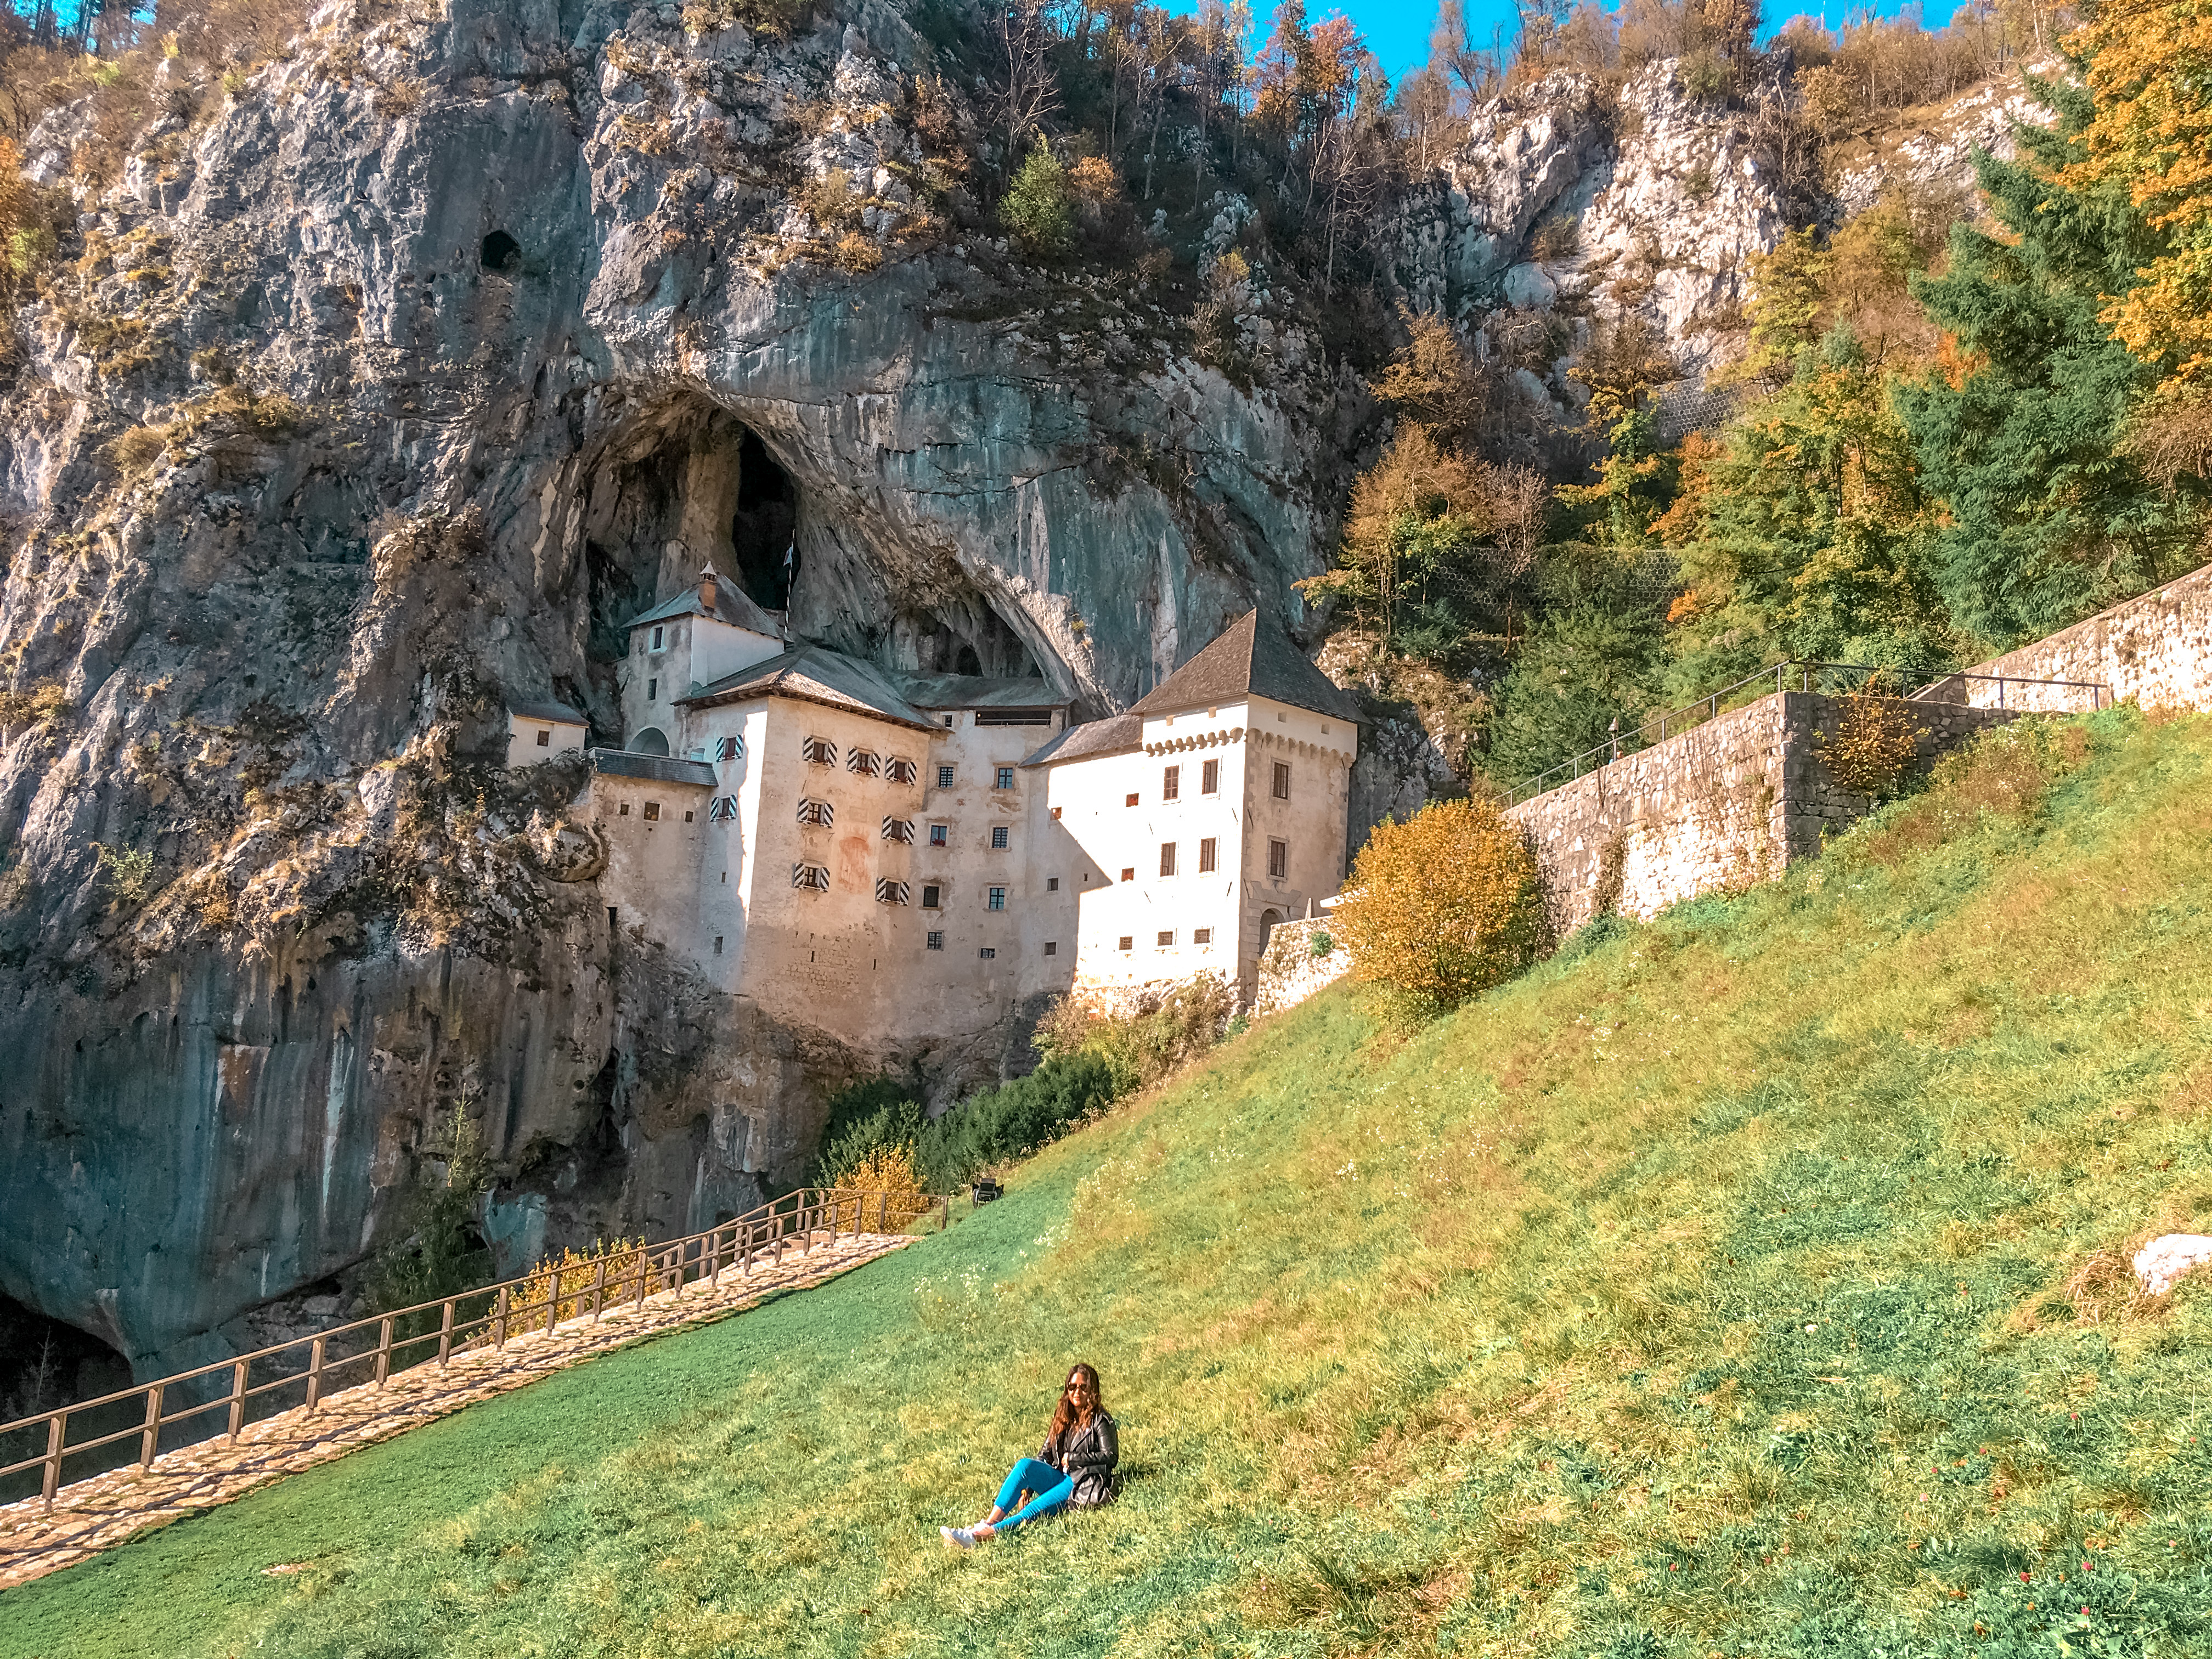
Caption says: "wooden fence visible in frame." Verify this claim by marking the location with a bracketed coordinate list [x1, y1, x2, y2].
[0, 1185, 944, 1514]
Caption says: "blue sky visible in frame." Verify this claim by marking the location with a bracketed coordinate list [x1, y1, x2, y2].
[1186, 0, 1968, 86]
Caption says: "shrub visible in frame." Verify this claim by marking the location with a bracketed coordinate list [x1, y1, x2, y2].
[1333, 797, 1545, 1012]
[816, 1097, 922, 1187]
[93, 842, 157, 910]
[1816, 689, 1927, 798]
[369, 1104, 494, 1318]
[836, 1144, 933, 1227]
[1853, 717, 2091, 866]
[913, 1052, 1119, 1191]
[1000, 143, 1074, 257]
[512, 1235, 650, 1330]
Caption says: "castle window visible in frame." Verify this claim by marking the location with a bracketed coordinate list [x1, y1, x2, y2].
[1159, 842, 1176, 877]
[1046, 877, 1059, 892]
[1272, 761, 1291, 800]
[1198, 837, 1217, 873]
[991, 826, 1010, 850]
[647, 677, 658, 702]
[797, 798, 834, 828]
[1124, 792, 1139, 807]
[683, 810, 695, 822]
[927, 930, 944, 950]
[937, 764, 955, 787]
[875, 878, 910, 905]
[1194, 927, 1212, 945]
[995, 766, 1015, 790]
[535, 728, 550, 748]
[922, 884, 941, 909]
[1043, 941, 1057, 956]
[987, 886, 1006, 911]
[1268, 838, 1288, 879]
[713, 936, 724, 955]
[715, 735, 743, 762]
[1050, 806, 1062, 820]
[802, 736, 837, 766]
[848, 749, 881, 776]
[887, 757, 917, 785]
[883, 817, 916, 843]
[1162, 765, 1180, 800]
[1157, 930, 1174, 947]
[792, 863, 831, 891]
[1118, 935, 1133, 951]
[979, 947, 996, 960]
[709, 795, 739, 821]
[1120, 867, 1135, 883]
[929, 823, 949, 846]
[650, 625, 665, 652]
[619, 803, 630, 816]
[643, 802, 661, 822]
[1202, 759, 1220, 794]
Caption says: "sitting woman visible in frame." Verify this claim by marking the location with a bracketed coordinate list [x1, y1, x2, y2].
[941, 1362, 1118, 1548]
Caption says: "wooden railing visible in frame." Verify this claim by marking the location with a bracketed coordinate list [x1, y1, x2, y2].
[0, 1186, 933, 1515]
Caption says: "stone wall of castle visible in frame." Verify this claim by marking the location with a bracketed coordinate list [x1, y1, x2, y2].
[1960, 562, 2212, 714]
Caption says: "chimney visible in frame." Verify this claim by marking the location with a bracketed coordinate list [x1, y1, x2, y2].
[698, 566, 717, 613]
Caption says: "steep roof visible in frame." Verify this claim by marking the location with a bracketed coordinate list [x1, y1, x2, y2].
[894, 672, 1070, 712]
[625, 571, 786, 640]
[507, 700, 588, 726]
[678, 646, 938, 732]
[591, 750, 718, 787]
[1023, 712, 1143, 769]
[1128, 610, 1361, 725]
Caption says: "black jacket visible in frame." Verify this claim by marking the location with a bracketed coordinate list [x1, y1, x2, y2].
[1043, 1410, 1119, 1508]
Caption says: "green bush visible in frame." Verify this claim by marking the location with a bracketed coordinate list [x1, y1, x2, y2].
[1000, 143, 1074, 257]
[913, 1052, 1118, 1190]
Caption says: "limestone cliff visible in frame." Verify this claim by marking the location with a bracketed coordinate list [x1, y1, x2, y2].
[0, 0, 2029, 1385]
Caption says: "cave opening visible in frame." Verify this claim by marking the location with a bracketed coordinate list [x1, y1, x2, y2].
[0, 1293, 135, 1502]
[731, 429, 798, 613]
[481, 230, 521, 273]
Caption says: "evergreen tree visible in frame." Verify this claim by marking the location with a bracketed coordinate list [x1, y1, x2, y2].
[1481, 561, 1666, 792]
[1894, 71, 2186, 650]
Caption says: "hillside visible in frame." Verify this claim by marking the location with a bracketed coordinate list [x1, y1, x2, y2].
[4, 708, 2210, 1655]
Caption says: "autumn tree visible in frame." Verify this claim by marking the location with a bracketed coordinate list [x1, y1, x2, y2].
[1334, 797, 1546, 1012]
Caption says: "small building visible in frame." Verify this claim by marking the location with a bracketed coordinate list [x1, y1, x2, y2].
[505, 701, 589, 769]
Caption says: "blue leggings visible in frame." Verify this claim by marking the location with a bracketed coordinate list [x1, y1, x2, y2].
[991, 1457, 1073, 1532]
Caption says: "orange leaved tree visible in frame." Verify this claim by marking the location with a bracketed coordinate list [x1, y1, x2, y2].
[1333, 797, 1546, 1013]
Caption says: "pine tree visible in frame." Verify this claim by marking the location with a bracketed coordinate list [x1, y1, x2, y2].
[1894, 70, 2186, 650]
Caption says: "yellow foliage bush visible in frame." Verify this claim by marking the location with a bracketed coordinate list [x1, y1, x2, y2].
[1815, 690, 1926, 798]
[837, 1144, 933, 1227]
[1333, 797, 1545, 1011]
[514, 1236, 651, 1330]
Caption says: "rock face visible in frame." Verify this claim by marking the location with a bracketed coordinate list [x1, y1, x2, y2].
[0, 0, 2016, 1382]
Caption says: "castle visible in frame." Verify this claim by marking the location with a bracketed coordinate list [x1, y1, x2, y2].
[506, 571, 1361, 1063]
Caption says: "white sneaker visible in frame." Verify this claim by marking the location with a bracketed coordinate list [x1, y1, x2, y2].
[940, 1526, 976, 1550]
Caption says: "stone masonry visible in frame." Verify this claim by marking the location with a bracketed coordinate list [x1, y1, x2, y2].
[1507, 690, 2021, 934]
[1957, 561, 2212, 714]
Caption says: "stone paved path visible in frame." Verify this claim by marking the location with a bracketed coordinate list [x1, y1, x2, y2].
[0, 1231, 913, 1592]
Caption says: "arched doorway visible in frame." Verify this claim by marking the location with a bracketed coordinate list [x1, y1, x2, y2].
[632, 727, 671, 757]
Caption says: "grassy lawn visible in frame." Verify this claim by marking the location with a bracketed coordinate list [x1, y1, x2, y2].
[5, 709, 2211, 1657]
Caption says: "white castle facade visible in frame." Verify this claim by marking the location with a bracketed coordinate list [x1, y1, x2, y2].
[505, 571, 1360, 1059]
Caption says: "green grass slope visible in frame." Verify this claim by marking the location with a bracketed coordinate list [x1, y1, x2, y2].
[7, 711, 2212, 1658]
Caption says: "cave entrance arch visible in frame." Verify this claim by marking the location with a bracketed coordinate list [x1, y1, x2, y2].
[731, 430, 798, 612]
[631, 727, 671, 757]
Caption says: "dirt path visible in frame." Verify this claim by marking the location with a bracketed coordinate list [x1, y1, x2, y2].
[0, 1231, 913, 1592]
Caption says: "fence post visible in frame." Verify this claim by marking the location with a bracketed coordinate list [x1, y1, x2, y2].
[41, 1412, 64, 1513]
[1999, 675, 2006, 711]
[228, 1359, 248, 1441]
[707, 1227, 721, 1289]
[438, 1299, 455, 1368]
[139, 1383, 163, 1471]
[306, 1337, 326, 1412]
[938, 1194, 948, 1233]
[493, 1286, 511, 1352]
[375, 1317, 395, 1388]
[635, 1249, 650, 1311]
[546, 1269, 562, 1335]
[591, 1255, 609, 1322]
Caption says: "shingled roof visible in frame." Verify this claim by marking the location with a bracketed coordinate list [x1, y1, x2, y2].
[625, 569, 786, 640]
[1128, 610, 1361, 725]
[1020, 712, 1143, 769]
[678, 646, 938, 731]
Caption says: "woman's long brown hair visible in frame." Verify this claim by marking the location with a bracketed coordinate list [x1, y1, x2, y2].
[1046, 1362, 1104, 1446]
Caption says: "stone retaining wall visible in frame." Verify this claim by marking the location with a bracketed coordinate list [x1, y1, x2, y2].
[1253, 915, 1355, 1015]
[1957, 561, 2212, 713]
[1507, 691, 2017, 933]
